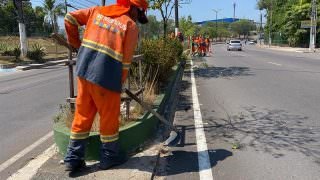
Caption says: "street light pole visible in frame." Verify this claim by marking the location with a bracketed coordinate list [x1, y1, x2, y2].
[212, 9, 221, 41]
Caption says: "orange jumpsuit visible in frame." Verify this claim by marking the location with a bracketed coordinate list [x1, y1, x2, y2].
[65, 6, 138, 143]
[205, 38, 210, 53]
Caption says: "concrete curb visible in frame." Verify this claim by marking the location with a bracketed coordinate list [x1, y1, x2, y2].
[256, 45, 320, 53]
[15, 59, 68, 71]
[0, 63, 16, 69]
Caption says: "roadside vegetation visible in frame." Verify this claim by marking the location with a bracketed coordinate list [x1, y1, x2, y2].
[0, 36, 68, 64]
[54, 37, 184, 130]
[258, 0, 320, 47]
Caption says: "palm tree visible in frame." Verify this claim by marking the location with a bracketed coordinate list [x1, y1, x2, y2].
[43, 0, 65, 33]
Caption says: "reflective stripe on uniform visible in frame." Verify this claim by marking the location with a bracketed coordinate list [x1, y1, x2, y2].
[65, 13, 80, 26]
[122, 63, 131, 70]
[82, 39, 123, 62]
[100, 133, 119, 143]
[70, 131, 90, 140]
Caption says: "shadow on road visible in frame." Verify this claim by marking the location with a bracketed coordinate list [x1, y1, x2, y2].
[202, 106, 320, 164]
[165, 149, 232, 175]
[193, 66, 254, 79]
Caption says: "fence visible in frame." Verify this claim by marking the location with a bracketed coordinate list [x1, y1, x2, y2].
[264, 32, 289, 47]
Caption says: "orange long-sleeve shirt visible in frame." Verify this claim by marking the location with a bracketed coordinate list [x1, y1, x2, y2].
[64, 6, 138, 92]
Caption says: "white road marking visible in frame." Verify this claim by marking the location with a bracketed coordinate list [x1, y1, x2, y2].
[268, 62, 282, 66]
[7, 145, 56, 180]
[190, 60, 213, 180]
[0, 131, 53, 173]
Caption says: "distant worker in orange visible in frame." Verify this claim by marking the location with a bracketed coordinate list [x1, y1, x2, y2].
[191, 36, 196, 56]
[63, 0, 149, 172]
[199, 35, 206, 56]
[205, 37, 211, 54]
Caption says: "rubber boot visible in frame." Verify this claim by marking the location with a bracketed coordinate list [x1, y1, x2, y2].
[64, 139, 87, 172]
[99, 141, 127, 170]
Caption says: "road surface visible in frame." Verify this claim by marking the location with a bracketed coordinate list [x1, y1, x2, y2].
[165, 44, 320, 180]
[0, 65, 68, 179]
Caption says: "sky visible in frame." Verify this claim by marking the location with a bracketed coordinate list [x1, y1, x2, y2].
[30, 0, 265, 23]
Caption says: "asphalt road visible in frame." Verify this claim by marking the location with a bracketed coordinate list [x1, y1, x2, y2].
[166, 44, 320, 180]
[0, 65, 68, 179]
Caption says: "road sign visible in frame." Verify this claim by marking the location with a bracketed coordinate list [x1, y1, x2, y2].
[301, 20, 316, 28]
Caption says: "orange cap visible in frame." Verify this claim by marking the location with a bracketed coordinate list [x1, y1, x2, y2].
[117, 0, 148, 10]
[130, 0, 148, 10]
[117, 0, 148, 24]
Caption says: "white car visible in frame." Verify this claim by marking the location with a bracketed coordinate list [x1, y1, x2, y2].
[227, 40, 242, 51]
[248, 40, 257, 45]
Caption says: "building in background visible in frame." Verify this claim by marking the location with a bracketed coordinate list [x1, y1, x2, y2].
[195, 18, 240, 26]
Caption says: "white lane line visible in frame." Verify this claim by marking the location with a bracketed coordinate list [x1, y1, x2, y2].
[0, 131, 53, 173]
[268, 62, 282, 66]
[7, 145, 56, 180]
[191, 60, 213, 180]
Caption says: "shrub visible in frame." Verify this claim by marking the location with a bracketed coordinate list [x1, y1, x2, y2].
[140, 38, 183, 83]
[12, 46, 21, 61]
[1, 46, 21, 61]
[27, 43, 46, 63]
[0, 43, 8, 52]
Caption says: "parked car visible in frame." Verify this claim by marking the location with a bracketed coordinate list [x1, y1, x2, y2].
[249, 40, 257, 45]
[227, 40, 242, 51]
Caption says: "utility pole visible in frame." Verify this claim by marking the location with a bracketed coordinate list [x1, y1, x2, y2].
[174, 0, 179, 36]
[65, 0, 67, 13]
[13, 0, 28, 58]
[212, 9, 221, 41]
[260, 11, 262, 46]
[101, 0, 105, 6]
[268, 4, 272, 47]
[233, 2, 236, 21]
[310, 0, 317, 52]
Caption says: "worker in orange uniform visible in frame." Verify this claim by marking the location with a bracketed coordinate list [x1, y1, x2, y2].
[63, 0, 148, 172]
[205, 37, 211, 55]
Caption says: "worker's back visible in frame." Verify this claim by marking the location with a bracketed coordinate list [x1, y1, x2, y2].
[65, 6, 138, 92]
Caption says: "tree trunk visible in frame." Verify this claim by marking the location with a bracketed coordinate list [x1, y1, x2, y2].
[51, 19, 56, 33]
[18, 23, 28, 58]
[163, 19, 167, 38]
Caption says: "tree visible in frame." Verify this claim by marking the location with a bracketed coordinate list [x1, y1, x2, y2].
[256, 0, 318, 47]
[149, 0, 175, 37]
[0, 2, 47, 36]
[139, 15, 161, 39]
[0, 1, 18, 34]
[230, 20, 256, 38]
[283, 3, 311, 46]
[179, 15, 196, 37]
[43, 0, 65, 33]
